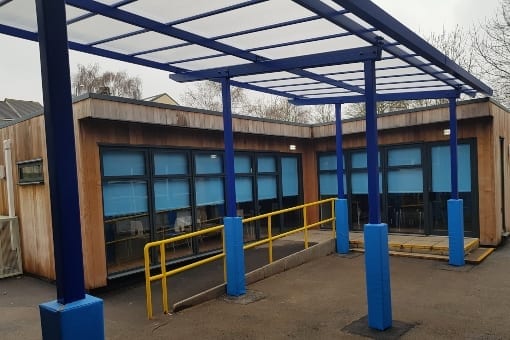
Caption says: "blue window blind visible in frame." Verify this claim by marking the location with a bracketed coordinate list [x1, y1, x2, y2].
[195, 154, 223, 174]
[432, 144, 471, 192]
[154, 179, 190, 211]
[388, 169, 423, 193]
[235, 155, 251, 173]
[388, 148, 421, 166]
[235, 177, 253, 203]
[320, 173, 337, 196]
[351, 172, 382, 194]
[195, 177, 224, 206]
[282, 157, 298, 197]
[319, 173, 347, 196]
[103, 180, 148, 217]
[258, 156, 276, 173]
[102, 150, 145, 176]
[154, 152, 187, 175]
[351, 151, 379, 169]
[319, 154, 337, 170]
[257, 175, 277, 200]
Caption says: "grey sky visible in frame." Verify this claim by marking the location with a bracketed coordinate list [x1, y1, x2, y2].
[0, 0, 501, 103]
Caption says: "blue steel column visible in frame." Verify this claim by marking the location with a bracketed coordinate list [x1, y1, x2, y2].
[447, 98, 465, 266]
[334, 104, 349, 253]
[221, 78, 246, 296]
[35, 0, 103, 339]
[363, 60, 392, 330]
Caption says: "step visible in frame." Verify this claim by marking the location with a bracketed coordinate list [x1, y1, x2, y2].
[465, 247, 495, 264]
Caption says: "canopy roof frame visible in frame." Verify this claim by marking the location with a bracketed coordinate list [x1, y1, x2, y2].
[0, 0, 492, 102]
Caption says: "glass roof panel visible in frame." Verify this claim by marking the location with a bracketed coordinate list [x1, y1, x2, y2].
[67, 15, 141, 44]
[0, 0, 37, 31]
[378, 86, 454, 94]
[343, 12, 374, 30]
[330, 71, 365, 81]
[376, 66, 420, 76]
[66, 5, 90, 22]
[307, 62, 365, 75]
[138, 44, 220, 64]
[254, 79, 314, 88]
[176, 1, 313, 38]
[233, 71, 297, 83]
[272, 83, 334, 92]
[319, 0, 345, 11]
[94, 0, 122, 5]
[377, 74, 436, 84]
[377, 81, 451, 90]
[172, 55, 247, 70]
[95, 32, 184, 55]
[257, 35, 370, 60]
[119, 0, 242, 24]
[219, 18, 346, 50]
[291, 88, 349, 96]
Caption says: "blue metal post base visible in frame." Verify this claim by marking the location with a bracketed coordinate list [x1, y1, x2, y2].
[336, 198, 349, 254]
[39, 295, 104, 340]
[364, 223, 392, 330]
[448, 199, 465, 266]
[224, 216, 246, 296]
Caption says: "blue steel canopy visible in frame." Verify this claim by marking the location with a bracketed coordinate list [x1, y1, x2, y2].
[0, 0, 492, 103]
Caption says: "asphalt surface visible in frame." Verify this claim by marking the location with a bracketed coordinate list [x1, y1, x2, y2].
[2, 238, 510, 339]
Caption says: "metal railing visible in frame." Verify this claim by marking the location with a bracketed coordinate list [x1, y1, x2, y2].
[144, 198, 336, 319]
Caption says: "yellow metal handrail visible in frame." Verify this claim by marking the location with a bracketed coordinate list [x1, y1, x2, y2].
[144, 198, 336, 319]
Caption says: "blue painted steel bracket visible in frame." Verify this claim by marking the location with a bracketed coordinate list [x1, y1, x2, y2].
[224, 217, 246, 296]
[364, 223, 392, 330]
[40, 295, 104, 340]
[170, 46, 381, 82]
[335, 199, 349, 254]
[447, 199, 465, 266]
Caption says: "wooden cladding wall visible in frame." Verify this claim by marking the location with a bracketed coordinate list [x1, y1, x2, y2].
[74, 98, 311, 138]
[489, 103, 510, 245]
[0, 116, 55, 280]
[313, 111, 498, 246]
[75, 117, 310, 288]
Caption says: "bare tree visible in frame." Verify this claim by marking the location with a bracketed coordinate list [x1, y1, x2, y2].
[310, 104, 335, 123]
[72, 64, 142, 99]
[473, 0, 510, 106]
[248, 96, 311, 123]
[180, 80, 249, 113]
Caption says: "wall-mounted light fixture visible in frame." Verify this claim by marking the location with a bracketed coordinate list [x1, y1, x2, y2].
[289, 144, 296, 151]
[443, 129, 451, 136]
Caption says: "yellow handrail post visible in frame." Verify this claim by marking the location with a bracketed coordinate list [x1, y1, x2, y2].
[160, 243, 169, 314]
[331, 199, 336, 237]
[144, 246, 153, 319]
[222, 229, 226, 282]
[303, 206, 308, 249]
[268, 217, 273, 263]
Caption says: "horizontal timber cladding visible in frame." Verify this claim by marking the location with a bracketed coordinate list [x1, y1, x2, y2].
[0, 115, 55, 280]
[75, 121, 310, 288]
[73, 95, 311, 138]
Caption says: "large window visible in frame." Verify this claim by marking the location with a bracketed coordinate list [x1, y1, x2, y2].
[317, 141, 477, 237]
[350, 151, 381, 231]
[387, 147, 424, 233]
[318, 153, 345, 228]
[153, 151, 192, 257]
[101, 147, 302, 275]
[430, 143, 474, 234]
[102, 149, 149, 274]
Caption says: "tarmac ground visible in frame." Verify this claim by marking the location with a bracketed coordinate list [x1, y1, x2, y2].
[2, 234, 510, 339]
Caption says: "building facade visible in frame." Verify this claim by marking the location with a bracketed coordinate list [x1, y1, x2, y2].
[0, 94, 508, 288]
